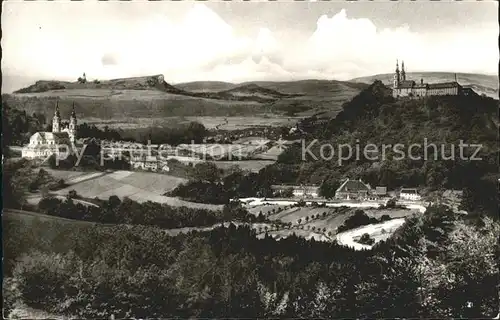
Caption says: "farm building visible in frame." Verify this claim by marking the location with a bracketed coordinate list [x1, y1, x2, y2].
[399, 188, 422, 201]
[271, 185, 320, 198]
[364, 186, 389, 200]
[130, 155, 169, 172]
[335, 178, 372, 200]
[374, 186, 388, 196]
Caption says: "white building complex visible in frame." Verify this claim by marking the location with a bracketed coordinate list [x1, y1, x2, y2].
[22, 102, 77, 159]
[399, 188, 422, 201]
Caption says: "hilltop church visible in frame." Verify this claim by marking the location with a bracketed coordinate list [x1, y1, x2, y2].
[22, 102, 78, 159]
[392, 60, 466, 98]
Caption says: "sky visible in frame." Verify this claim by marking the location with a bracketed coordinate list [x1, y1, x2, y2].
[2, 1, 498, 92]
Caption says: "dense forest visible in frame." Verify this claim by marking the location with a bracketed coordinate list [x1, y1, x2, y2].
[2, 102, 46, 155]
[4, 205, 499, 318]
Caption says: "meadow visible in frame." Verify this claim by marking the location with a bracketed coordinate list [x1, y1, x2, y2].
[46, 169, 222, 210]
[210, 160, 275, 172]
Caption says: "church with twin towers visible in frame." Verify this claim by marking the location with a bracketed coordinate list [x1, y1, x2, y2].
[392, 60, 468, 98]
[21, 102, 78, 159]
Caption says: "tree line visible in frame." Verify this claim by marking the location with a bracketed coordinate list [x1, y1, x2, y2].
[37, 194, 263, 229]
[77, 121, 208, 145]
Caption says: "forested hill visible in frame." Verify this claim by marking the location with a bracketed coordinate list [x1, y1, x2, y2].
[310, 80, 497, 146]
[274, 81, 498, 217]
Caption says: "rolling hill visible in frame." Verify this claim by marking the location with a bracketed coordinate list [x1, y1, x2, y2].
[3, 76, 366, 121]
[177, 79, 368, 118]
[351, 72, 498, 98]
[175, 81, 236, 92]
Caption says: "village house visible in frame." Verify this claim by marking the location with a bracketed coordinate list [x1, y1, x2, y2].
[365, 186, 389, 200]
[335, 178, 372, 200]
[399, 188, 422, 201]
[271, 185, 320, 199]
[373, 186, 388, 197]
[130, 155, 169, 172]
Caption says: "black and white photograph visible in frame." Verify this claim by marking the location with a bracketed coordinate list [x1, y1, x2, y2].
[2, 0, 499, 318]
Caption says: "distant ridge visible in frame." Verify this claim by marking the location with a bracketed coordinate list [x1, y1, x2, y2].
[175, 81, 236, 93]
[14, 74, 184, 95]
[5, 76, 365, 119]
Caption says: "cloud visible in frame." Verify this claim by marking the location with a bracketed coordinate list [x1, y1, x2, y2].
[2, 4, 497, 86]
[101, 53, 119, 66]
[282, 9, 497, 79]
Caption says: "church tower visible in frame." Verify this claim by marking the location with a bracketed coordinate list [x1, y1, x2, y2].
[69, 102, 77, 144]
[393, 60, 400, 89]
[401, 61, 406, 81]
[52, 101, 61, 132]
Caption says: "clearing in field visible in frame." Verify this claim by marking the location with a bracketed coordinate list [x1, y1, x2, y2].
[211, 160, 275, 173]
[257, 229, 330, 242]
[49, 170, 220, 210]
[253, 145, 285, 160]
[184, 116, 298, 130]
[336, 218, 408, 250]
[44, 169, 87, 181]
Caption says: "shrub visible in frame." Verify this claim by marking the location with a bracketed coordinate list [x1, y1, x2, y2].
[358, 233, 375, 245]
[68, 190, 78, 199]
[386, 198, 397, 208]
[3, 278, 20, 318]
[13, 252, 73, 310]
[337, 210, 378, 233]
[380, 214, 391, 222]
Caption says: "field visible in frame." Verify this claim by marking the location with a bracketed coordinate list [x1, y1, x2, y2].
[210, 160, 275, 172]
[257, 229, 330, 242]
[247, 204, 284, 216]
[336, 218, 408, 250]
[232, 137, 270, 145]
[80, 115, 298, 131]
[246, 202, 422, 237]
[4, 92, 264, 119]
[252, 145, 285, 160]
[44, 169, 222, 210]
[247, 203, 423, 246]
[178, 143, 268, 159]
[185, 116, 298, 130]
[45, 169, 91, 181]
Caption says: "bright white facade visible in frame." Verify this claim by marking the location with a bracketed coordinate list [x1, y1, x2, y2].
[22, 102, 77, 159]
[130, 155, 170, 172]
[399, 188, 422, 201]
